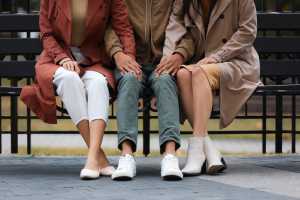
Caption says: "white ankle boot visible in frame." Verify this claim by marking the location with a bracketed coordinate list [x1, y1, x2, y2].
[182, 137, 206, 176]
[204, 136, 224, 175]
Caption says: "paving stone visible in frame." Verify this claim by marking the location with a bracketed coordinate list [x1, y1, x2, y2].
[0, 156, 299, 200]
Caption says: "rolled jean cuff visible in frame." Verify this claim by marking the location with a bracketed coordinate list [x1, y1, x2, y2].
[160, 136, 181, 154]
[118, 135, 137, 152]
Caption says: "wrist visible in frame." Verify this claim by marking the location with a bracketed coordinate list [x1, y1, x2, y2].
[173, 53, 184, 64]
[59, 58, 72, 65]
[113, 51, 124, 60]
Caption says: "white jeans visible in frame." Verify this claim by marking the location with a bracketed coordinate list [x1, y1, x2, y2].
[53, 67, 109, 125]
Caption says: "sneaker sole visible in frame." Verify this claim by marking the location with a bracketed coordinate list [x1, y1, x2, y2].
[80, 176, 100, 181]
[112, 175, 134, 181]
[162, 175, 183, 181]
[182, 172, 201, 177]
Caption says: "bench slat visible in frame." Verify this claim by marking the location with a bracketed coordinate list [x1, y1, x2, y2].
[257, 13, 300, 30]
[1, 13, 299, 31]
[0, 14, 39, 32]
[255, 37, 300, 53]
[0, 38, 42, 54]
[0, 61, 35, 77]
[260, 60, 300, 76]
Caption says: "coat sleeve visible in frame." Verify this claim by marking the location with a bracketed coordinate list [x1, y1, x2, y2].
[39, 0, 69, 64]
[209, 0, 257, 63]
[163, 0, 195, 63]
[110, 0, 136, 59]
[104, 25, 123, 59]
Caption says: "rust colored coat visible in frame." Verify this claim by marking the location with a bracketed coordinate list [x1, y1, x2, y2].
[20, 0, 135, 124]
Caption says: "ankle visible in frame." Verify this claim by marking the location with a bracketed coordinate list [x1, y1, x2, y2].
[193, 132, 208, 137]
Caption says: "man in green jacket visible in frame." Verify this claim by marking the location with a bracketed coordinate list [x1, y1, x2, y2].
[106, 0, 194, 181]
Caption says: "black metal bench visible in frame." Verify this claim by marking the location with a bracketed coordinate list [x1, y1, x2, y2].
[0, 13, 300, 155]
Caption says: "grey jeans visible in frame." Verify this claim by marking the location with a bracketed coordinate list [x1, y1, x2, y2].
[115, 64, 181, 153]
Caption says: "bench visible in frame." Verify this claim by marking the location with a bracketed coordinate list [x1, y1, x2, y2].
[0, 13, 300, 155]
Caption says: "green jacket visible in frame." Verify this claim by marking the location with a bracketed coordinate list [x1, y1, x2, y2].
[105, 0, 194, 64]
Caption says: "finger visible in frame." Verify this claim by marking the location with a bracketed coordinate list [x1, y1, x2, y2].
[131, 60, 142, 68]
[128, 60, 142, 73]
[156, 59, 169, 72]
[158, 62, 173, 75]
[66, 63, 72, 71]
[131, 64, 142, 75]
[130, 61, 142, 73]
[71, 63, 76, 71]
[156, 62, 169, 74]
[121, 65, 130, 73]
[127, 64, 141, 75]
[75, 65, 80, 74]
[170, 67, 179, 76]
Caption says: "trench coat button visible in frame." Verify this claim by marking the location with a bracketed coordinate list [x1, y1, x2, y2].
[222, 38, 227, 43]
[220, 14, 225, 19]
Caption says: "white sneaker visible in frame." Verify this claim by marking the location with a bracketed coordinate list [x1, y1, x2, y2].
[204, 136, 224, 175]
[182, 137, 206, 176]
[80, 168, 101, 180]
[161, 154, 183, 181]
[112, 154, 136, 180]
[100, 166, 115, 176]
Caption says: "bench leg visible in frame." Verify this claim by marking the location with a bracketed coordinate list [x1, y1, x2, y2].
[27, 107, 31, 154]
[10, 95, 18, 154]
[292, 95, 296, 153]
[275, 95, 283, 154]
[0, 95, 2, 154]
[262, 95, 267, 154]
[143, 99, 150, 157]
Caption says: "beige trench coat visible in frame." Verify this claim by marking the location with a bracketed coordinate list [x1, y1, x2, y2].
[105, 0, 195, 64]
[164, 0, 261, 128]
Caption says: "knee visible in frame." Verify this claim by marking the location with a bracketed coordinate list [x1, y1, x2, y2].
[154, 74, 173, 85]
[176, 68, 190, 82]
[87, 75, 108, 92]
[61, 71, 82, 85]
[118, 73, 139, 90]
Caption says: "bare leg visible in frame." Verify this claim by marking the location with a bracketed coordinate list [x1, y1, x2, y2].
[79, 119, 107, 170]
[191, 68, 213, 137]
[176, 68, 194, 127]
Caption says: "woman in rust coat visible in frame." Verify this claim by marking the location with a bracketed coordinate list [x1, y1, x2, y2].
[20, 0, 135, 179]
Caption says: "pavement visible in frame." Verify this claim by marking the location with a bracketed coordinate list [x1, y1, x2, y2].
[0, 155, 300, 200]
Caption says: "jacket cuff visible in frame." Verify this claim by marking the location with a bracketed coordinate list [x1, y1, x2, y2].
[209, 49, 226, 63]
[110, 46, 124, 59]
[54, 54, 69, 65]
[174, 47, 189, 63]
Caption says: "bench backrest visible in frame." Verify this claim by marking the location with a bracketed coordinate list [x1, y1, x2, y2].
[255, 13, 300, 78]
[0, 14, 39, 78]
[0, 13, 300, 79]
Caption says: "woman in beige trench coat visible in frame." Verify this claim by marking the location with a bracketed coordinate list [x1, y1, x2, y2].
[163, 0, 261, 175]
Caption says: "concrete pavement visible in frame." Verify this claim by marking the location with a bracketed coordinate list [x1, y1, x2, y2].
[0, 155, 299, 200]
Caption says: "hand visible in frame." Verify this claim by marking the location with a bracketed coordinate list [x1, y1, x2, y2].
[197, 57, 218, 65]
[60, 58, 80, 74]
[155, 53, 184, 76]
[114, 52, 142, 79]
